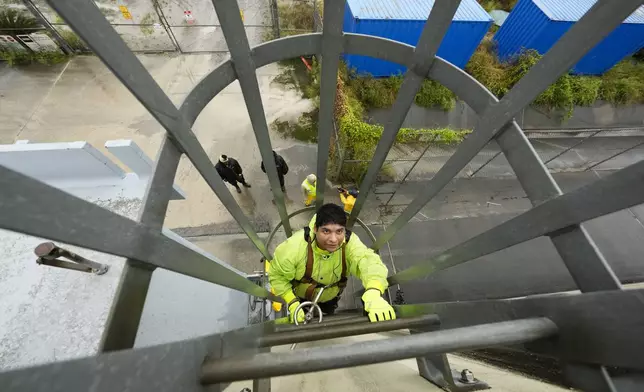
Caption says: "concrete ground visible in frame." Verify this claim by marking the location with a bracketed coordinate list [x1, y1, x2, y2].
[0, 54, 322, 232]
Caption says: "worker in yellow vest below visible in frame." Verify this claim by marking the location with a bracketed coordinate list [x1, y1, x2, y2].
[269, 203, 396, 323]
[301, 174, 317, 206]
[338, 187, 359, 214]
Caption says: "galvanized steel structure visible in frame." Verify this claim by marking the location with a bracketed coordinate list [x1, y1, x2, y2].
[1, 0, 644, 391]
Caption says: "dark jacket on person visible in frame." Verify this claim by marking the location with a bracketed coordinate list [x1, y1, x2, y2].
[216, 160, 239, 183]
[226, 157, 243, 175]
[261, 151, 289, 175]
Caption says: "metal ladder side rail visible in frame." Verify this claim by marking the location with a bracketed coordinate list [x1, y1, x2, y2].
[201, 318, 558, 384]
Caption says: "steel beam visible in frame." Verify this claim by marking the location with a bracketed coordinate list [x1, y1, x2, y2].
[0, 322, 273, 392]
[315, 0, 345, 208]
[372, 0, 644, 249]
[394, 289, 644, 370]
[209, 0, 292, 236]
[0, 165, 283, 303]
[201, 318, 556, 384]
[99, 137, 181, 352]
[427, 59, 622, 292]
[48, 0, 272, 258]
[347, 0, 462, 227]
[389, 158, 644, 285]
[259, 314, 440, 347]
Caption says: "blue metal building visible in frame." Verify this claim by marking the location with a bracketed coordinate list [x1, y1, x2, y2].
[494, 0, 644, 75]
[342, 0, 492, 77]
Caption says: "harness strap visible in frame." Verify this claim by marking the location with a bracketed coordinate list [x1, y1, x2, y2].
[297, 227, 351, 301]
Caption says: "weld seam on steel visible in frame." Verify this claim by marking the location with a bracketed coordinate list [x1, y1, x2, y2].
[372, 0, 644, 249]
[48, 0, 272, 259]
[258, 314, 440, 347]
[0, 165, 282, 303]
[348, 0, 462, 227]
[201, 318, 557, 383]
[315, 0, 345, 209]
[209, 0, 292, 236]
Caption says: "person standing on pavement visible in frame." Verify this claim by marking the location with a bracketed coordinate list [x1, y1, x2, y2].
[261, 150, 288, 192]
[301, 174, 317, 206]
[339, 187, 359, 214]
[215, 154, 251, 194]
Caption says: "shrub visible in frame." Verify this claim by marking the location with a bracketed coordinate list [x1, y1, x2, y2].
[465, 39, 509, 97]
[414, 79, 456, 110]
[348, 73, 403, 108]
[599, 60, 644, 105]
[570, 76, 601, 106]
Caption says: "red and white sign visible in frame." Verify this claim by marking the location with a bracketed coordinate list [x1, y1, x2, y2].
[184, 10, 195, 24]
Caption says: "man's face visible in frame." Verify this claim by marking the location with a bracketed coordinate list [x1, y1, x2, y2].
[315, 223, 345, 252]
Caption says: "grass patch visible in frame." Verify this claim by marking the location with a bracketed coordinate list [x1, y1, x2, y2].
[271, 109, 318, 143]
[0, 49, 70, 66]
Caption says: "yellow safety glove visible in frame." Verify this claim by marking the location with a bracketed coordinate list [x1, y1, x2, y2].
[288, 301, 306, 324]
[362, 289, 396, 322]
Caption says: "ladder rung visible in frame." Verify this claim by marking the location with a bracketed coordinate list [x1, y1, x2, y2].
[273, 314, 368, 333]
[201, 317, 557, 384]
[259, 314, 440, 347]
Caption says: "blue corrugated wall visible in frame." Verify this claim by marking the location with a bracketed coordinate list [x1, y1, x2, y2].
[342, 3, 491, 77]
[495, 0, 644, 75]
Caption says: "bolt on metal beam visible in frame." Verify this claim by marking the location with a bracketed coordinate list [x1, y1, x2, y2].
[201, 318, 557, 384]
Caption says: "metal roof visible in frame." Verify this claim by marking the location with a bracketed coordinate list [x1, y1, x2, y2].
[345, 0, 492, 21]
[532, 0, 644, 24]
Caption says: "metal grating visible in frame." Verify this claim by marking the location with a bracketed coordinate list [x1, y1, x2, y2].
[1, 0, 644, 390]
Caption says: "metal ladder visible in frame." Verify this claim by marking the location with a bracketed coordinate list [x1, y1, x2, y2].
[1, 0, 643, 391]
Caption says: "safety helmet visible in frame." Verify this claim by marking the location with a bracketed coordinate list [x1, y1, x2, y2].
[307, 174, 317, 184]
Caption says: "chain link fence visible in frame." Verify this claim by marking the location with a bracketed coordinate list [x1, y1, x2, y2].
[1, 0, 276, 55]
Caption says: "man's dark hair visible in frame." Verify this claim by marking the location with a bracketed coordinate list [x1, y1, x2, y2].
[315, 203, 347, 229]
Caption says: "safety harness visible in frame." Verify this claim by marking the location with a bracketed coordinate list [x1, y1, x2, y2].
[294, 227, 352, 301]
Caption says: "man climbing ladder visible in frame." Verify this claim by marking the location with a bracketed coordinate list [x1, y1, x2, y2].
[269, 203, 396, 323]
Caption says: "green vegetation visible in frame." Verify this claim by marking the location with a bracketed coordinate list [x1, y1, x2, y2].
[335, 74, 467, 182]
[0, 9, 71, 65]
[0, 8, 38, 33]
[277, 1, 314, 36]
[478, 0, 518, 12]
[0, 49, 69, 66]
[466, 42, 644, 116]
[347, 73, 456, 111]
[140, 13, 156, 36]
[273, 59, 467, 183]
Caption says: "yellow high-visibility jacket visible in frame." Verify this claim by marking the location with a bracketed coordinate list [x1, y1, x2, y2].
[340, 193, 356, 213]
[301, 179, 316, 197]
[269, 216, 388, 304]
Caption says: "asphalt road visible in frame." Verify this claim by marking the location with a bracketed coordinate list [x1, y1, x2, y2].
[371, 171, 644, 304]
